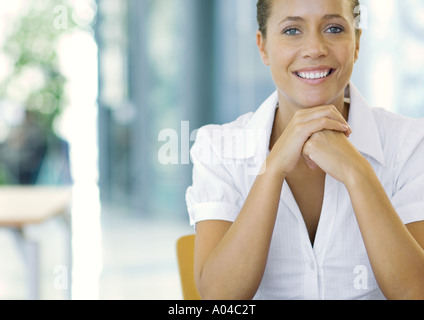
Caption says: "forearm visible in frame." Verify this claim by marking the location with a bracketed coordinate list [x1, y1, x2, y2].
[198, 159, 284, 300]
[345, 160, 424, 300]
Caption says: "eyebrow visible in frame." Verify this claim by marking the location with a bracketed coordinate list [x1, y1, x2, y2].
[279, 14, 348, 25]
[322, 14, 348, 22]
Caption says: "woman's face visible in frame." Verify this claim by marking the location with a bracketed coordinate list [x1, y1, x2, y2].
[257, 0, 361, 109]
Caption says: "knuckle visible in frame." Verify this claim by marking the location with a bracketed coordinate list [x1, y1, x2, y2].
[328, 105, 338, 112]
[319, 117, 329, 126]
[294, 123, 306, 136]
[295, 108, 307, 115]
[293, 109, 306, 120]
[293, 109, 302, 116]
[292, 116, 302, 126]
[304, 139, 317, 152]
[315, 117, 330, 129]
[310, 131, 324, 142]
[327, 105, 339, 117]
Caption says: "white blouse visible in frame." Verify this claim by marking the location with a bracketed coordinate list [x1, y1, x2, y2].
[185, 83, 424, 300]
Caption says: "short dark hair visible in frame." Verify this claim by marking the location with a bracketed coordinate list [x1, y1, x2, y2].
[257, 0, 361, 38]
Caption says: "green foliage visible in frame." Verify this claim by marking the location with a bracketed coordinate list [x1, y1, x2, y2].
[0, 0, 76, 131]
[0, 0, 81, 185]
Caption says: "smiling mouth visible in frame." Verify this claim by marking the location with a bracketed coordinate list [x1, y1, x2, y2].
[294, 68, 335, 80]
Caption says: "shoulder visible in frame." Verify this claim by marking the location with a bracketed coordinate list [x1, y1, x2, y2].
[371, 107, 424, 143]
[371, 107, 424, 165]
[190, 112, 255, 164]
[192, 90, 278, 159]
[192, 112, 255, 152]
[195, 112, 255, 140]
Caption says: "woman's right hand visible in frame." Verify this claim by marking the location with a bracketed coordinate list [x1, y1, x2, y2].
[267, 105, 352, 177]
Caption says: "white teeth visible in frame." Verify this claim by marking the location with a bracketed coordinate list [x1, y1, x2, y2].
[297, 70, 331, 80]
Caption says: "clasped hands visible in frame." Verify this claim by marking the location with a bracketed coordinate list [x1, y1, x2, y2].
[269, 104, 366, 184]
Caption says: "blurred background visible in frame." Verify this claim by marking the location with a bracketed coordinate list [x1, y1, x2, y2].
[0, 0, 423, 300]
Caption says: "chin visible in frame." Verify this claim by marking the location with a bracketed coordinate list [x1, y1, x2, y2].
[278, 83, 344, 109]
[296, 86, 345, 108]
[297, 96, 333, 108]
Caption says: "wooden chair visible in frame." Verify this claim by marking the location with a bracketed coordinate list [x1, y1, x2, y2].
[176, 234, 202, 300]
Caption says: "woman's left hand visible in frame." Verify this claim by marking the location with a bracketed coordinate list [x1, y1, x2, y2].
[302, 130, 368, 184]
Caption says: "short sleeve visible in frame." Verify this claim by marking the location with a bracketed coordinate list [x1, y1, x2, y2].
[392, 119, 424, 225]
[185, 126, 244, 226]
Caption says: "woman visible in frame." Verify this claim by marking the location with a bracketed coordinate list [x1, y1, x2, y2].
[186, 0, 424, 300]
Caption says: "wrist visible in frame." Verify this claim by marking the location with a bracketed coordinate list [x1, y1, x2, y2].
[343, 157, 375, 190]
[262, 153, 287, 181]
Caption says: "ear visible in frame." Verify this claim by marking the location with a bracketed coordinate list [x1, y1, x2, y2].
[354, 29, 362, 63]
[256, 30, 270, 66]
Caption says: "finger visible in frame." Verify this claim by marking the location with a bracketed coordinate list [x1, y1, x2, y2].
[295, 105, 351, 132]
[303, 118, 350, 137]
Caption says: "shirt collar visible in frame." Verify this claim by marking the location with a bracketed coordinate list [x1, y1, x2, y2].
[223, 83, 386, 167]
[221, 91, 278, 160]
[348, 83, 386, 166]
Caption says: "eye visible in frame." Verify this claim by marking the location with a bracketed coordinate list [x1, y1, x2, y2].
[284, 28, 301, 36]
[326, 26, 343, 34]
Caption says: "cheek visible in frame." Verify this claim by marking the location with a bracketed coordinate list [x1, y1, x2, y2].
[268, 47, 296, 76]
[335, 46, 356, 74]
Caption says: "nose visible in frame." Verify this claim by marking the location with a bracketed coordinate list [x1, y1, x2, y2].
[301, 32, 328, 59]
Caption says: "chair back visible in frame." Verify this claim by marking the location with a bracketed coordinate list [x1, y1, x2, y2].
[176, 235, 201, 300]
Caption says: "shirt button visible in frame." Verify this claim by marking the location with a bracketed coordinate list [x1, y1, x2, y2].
[310, 262, 316, 270]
